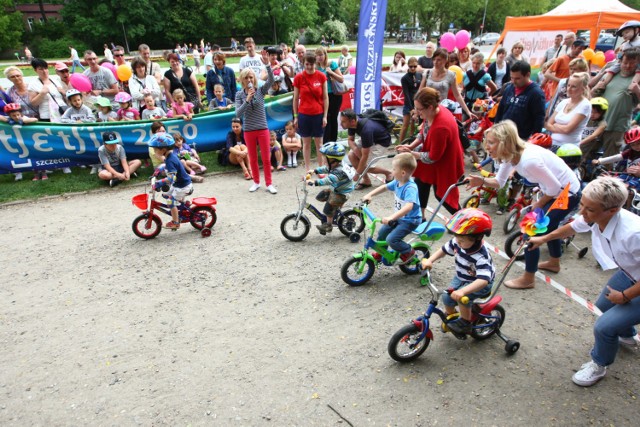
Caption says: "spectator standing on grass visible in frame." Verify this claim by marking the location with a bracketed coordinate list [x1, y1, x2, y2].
[163, 53, 201, 113]
[291, 44, 306, 76]
[69, 46, 85, 73]
[399, 57, 421, 143]
[4, 66, 39, 121]
[138, 44, 165, 111]
[129, 56, 162, 112]
[417, 42, 436, 71]
[104, 44, 113, 63]
[505, 42, 528, 67]
[543, 34, 564, 63]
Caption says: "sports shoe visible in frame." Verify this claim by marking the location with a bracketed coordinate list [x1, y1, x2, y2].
[398, 249, 416, 265]
[14, 173, 22, 181]
[292, 159, 298, 168]
[266, 184, 278, 194]
[572, 360, 606, 387]
[318, 173, 327, 178]
[164, 221, 180, 230]
[90, 166, 98, 174]
[447, 318, 472, 335]
[619, 334, 640, 348]
[109, 179, 122, 188]
[189, 170, 196, 176]
[32, 174, 41, 181]
[199, 166, 207, 173]
[249, 183, 261, 192]
[496, 207, 505, 215]
[287, 156, 293, 168]
[41, 173, 48, 180]
[62, 167, 72, 174]
[316, 222, 333, 235]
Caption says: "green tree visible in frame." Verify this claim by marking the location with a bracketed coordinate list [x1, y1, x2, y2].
[0, 0, 24, 51]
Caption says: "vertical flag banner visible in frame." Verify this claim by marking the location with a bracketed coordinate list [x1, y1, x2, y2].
[354, 0, 388, 113]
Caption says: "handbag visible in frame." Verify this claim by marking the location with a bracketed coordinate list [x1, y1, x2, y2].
[172, 69, 201, 110]
[330, 77, 349, 95]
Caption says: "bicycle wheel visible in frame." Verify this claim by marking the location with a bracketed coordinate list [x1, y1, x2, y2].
[337, 209, 365, 236]
[340, 256, 375, 286]
[280, 214, 311, 242]
[132, 213, 162, 239]
[503, 209, 520, 234]
[505, 231, 526, 261]
[190, 206, 217, 230]
[462, 195, 480, 208]
[470, 304, 505, 340]
[388, 323, 430, 362]
[399, 246, 430, 275]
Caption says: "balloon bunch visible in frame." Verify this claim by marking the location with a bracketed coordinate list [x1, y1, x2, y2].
[519, 207, 549, 236]
[440, 30, 471, 53]
[583, 48, 617, 68]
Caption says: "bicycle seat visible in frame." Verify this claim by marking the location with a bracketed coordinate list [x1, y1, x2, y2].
[412, 221, 446, 239]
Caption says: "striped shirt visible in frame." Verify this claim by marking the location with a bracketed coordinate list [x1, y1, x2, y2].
[442, 239, 496, 283]
[235, 65, 274, 132]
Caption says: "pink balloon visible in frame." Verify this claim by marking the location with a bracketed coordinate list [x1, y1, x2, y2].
[101, 63, 117, 79]
[455, 30, 471, 50]
[69, 73, 92, 92]
[440, 33, 456, 53]
[604, 50, 616, 63]
[348, 65, 356, 75]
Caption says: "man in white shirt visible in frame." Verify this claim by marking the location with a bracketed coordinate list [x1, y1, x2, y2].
[239, 37, 266, 80]
[69, 45, 85, 73]
[528, 177, 640, 387]
[543, 34, 563, 63]
[204, 49, 213, 72]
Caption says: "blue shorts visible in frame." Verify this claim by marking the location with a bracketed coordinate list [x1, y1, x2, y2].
[442, 276, 492, 308]
[298, 113, 324, 138]
[403, 105, 412, 116]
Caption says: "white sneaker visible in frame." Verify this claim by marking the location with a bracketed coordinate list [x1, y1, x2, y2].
[14, 173, 23, 181]
[572, 360, 606, 387]
[90, 166, 98, 174]
[62, 167, 72, 174]
[249, 183, 261, 192]
[266, 184, 278, 194]
[619, 334, 640, 348]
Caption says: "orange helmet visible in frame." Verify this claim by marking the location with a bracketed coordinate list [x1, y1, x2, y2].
[446, 208, 493, 237]
[472, 99, 488, 114]
[528, 133, 552, 149]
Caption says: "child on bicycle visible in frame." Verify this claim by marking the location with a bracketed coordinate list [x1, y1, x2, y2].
[148, 133, 193, 229]
[466, 98, 492, 164]
[421, 208, 496, 335]
[361, 152, 421, 264]
[306, 142, 354, 235]
[579, 97, 608, 164]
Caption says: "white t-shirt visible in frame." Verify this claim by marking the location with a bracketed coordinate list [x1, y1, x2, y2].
[551, 98, 591, 146]
[27, 78, 66, 121]
[495, 144, 581, 197]
[239, 54, 265, 77]
[494, 62, 507, 89]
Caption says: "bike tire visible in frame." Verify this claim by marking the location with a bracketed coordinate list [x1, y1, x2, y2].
[505, 231, 526, 261]
[503, 209, 520, 234]
[280, 213, 311, 242]
[337, 209, 365, 236]
[470, 304, 505, 341]
[190, 206, 217, 230]
[462, 195, 480, 208]
[340, 256, 375, 286]
[398, 246, 430, 275]
[132, 213, 162, 239]
[388, 323, 430, 362]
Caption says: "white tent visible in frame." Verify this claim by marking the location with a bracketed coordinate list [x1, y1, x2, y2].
[544, 0, 637, 15]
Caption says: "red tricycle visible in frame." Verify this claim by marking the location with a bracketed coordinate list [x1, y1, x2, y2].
[131, 177, 217, 239]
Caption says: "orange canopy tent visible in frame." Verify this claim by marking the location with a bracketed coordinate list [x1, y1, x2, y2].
[489, 0, 640, 65]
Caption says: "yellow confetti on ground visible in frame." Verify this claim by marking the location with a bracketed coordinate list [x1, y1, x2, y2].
[437, 379, 444, 385]
[311, 393, 319, 399]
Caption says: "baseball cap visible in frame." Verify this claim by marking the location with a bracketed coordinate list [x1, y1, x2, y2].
[54, 61, 69, 71]
[102, 131, 120, 144]
[573, 39, 587, 49]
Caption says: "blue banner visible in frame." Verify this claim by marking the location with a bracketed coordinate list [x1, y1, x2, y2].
[354, 0, 387, 113]
[0, 94, 293, 174]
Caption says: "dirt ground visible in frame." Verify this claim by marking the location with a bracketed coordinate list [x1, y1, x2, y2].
[1, 157, 638, 426]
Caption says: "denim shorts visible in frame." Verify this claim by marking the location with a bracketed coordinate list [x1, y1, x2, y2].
[298, 113, 324, 138]
[442, 275, 492, 307]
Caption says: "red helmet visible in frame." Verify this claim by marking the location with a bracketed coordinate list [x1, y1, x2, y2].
[528, 132, 552, 149]
[624, 127, 640, 145]
[3, 103, 22, 114]
[446, 208, 493, 237]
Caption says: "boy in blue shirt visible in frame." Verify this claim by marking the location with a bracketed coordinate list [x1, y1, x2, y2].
[306, 142, 355, 235]
[148, 133, 193, 230]
[362, 153, 421, 264]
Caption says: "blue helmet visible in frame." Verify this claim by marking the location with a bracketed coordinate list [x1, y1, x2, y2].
[148, 133, 175, 148]
[319, 142, 346, 160]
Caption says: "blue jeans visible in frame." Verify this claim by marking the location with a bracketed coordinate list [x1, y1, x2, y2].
[71, 59, 85, 73]
[590, 270, 639, 366]
[524, 192, 581, 273]
[377, 220, 421, 255]
[442, 276, 492, 308]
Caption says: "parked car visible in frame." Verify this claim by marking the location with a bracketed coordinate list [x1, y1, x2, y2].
[473, 32, 501, 45]
[595, 34, 618, 52]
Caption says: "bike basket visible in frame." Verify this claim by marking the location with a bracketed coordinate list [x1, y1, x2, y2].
[132, 194, 149, 209]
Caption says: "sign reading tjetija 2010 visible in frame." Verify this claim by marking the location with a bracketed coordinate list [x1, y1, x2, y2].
[354, 0, 388, 113]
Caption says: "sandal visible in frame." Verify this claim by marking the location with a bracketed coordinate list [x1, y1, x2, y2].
[355, 182, 372, 190]
[244, 171, 252, 180]
[277, 166, 287, 171]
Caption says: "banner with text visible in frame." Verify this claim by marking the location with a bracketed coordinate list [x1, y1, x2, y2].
[0, 94, 293, 174]
[503, 31, 562, 68]
[354, 0, 388, 113]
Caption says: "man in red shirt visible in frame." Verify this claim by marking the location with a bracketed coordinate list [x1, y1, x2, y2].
[543, 39, 586, 100]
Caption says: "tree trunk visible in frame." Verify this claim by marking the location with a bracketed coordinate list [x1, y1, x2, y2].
[38, 0, 48, 23]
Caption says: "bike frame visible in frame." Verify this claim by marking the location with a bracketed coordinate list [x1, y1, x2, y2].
[136, 177, 215, 223]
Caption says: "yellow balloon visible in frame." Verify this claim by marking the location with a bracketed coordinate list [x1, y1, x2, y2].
[592, 52, 606, 68]
[583, 48, 595, 61]
[116, 64, 132, 81]
[449, 65, 464, 84]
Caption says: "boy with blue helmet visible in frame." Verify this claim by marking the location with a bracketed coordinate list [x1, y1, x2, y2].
[306, 142, 355, 235]
[148, 133, 193, 229]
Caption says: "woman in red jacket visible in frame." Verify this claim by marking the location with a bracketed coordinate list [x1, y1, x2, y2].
[397, 87, 464, 217]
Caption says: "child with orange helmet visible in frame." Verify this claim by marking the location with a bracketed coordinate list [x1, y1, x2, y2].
[421, 208, 496, 335]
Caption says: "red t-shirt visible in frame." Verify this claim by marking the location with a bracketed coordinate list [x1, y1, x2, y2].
[293, 71, 326, 116]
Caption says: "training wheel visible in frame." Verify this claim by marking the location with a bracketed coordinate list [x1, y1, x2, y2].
[349, 232, 361, 243]
[578, 247, 588, 259]
[201, 228, 212, 238]
[505, 340, 520, 354]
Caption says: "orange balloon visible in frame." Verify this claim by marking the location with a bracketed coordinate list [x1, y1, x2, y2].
[583, 48, 595, 61]
[592, 52, 606, 67]
[449, 65, 464, 84]
[116, 64, 132, 81]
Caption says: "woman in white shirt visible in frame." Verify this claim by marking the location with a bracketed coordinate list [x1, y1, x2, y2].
[28, 58, 66, 122]
[546, 72, 591, 146]
[468, 120, 581, 290]
[129, 57, 162, 112]
[528, 177, 640, 387]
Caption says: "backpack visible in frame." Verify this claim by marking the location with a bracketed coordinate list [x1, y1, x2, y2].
[456, 119, 471, 150]
[217, 147, 229, 166]
[358, 109, 395, 133]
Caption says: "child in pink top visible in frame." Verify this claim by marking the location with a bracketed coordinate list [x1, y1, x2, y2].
[171, 88, 194, 121]
[115, 92, 140, 121]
